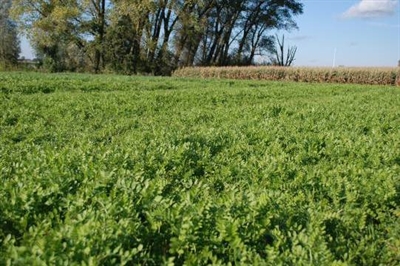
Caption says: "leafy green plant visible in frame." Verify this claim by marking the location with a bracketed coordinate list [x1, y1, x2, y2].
[1, 72, 399, 265]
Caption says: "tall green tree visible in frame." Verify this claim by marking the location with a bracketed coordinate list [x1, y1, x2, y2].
[11, 0, 110, 72]
[234, 0, 302, 65]
[106, 0, 152, 74]
[0, 0, 21, 68]
[173, 0, 215, 67]
[81, 0, 108, 73]
[11, 0, 81, 71]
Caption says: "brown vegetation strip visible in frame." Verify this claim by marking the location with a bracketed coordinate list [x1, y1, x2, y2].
[173, 66, 400, 86]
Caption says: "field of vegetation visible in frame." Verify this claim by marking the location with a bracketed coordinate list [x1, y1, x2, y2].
[1, 72, 400, 265]
[174, 66, 400, 86]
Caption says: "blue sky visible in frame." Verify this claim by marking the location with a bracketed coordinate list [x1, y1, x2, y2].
[286, 0, 400, 67]
[20, 0, 400, 67]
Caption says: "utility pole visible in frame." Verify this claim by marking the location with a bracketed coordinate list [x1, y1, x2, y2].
[332, 48, 337, 68]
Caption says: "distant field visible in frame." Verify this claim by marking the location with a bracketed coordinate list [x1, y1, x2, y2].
[1, 72, 399, 265]
[174, 66, 400, 86]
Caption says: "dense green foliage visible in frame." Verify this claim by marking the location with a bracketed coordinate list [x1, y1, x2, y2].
[1, 72, 400, 265]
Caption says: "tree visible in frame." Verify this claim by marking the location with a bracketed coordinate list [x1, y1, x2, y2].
[234, 0, 302, 65]
[82, 0, 108, 73]
[0, 0, 20, 67]
[173, 0, 215, 67]
[11, 0, 110, 72]
[11, 0, 80, 71]
[105, 0, 153, 74]
[269, 34, 297, 66]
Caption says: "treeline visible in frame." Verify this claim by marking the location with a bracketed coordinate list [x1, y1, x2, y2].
[9, 0, 303, 75]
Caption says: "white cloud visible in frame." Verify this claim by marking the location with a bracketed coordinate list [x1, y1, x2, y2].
[342, 0, 398, 18]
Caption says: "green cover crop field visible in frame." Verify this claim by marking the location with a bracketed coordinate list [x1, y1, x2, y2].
[1, 72, 400, 265]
